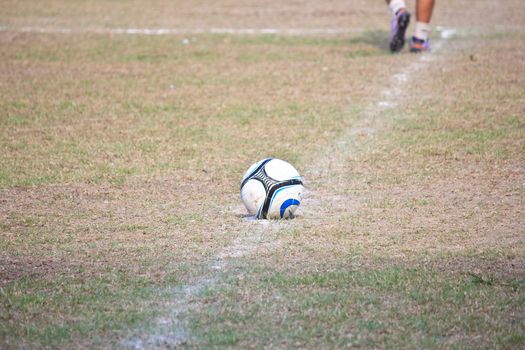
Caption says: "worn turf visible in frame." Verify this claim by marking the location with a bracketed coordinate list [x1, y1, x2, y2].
[1, 1, 524, 349]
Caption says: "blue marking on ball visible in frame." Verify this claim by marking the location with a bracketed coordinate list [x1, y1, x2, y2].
[280, 199, 301, 218]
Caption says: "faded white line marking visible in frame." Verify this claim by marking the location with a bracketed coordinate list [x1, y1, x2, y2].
[377, 101, 395, 108]
[0, 25, 364, 36]
[394, 73, 409, 83]
[437, 26, 457, 39]
[376, 27, 455, 111]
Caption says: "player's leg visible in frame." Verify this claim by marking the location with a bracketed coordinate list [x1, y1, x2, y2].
[387, 0, 411, 52]
[416, 0, 435, 23]
[410, 0, 435, 52]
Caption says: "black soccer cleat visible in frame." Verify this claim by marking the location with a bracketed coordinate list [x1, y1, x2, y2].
[389, 10, 411, 53]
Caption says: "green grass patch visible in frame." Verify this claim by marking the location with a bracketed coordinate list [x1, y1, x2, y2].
[393, 112, 523, 160]
[189, 264, 524, 349]
[0, 272, 172, 348]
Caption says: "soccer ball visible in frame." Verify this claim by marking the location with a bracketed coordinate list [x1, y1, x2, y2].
[240, 158, 304, 219]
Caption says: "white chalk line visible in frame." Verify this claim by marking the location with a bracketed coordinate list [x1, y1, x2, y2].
[375, 27, 456, 109]
[123, 219, 290, 349]
[0, 25, 457, 38]
[0, 25, 363, 36]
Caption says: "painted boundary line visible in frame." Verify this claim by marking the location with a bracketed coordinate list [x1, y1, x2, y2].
[0, 25, 456, 37]
[0, 25, 364, 36]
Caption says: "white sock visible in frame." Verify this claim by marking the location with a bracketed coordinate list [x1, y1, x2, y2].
[414, 22, 431, 41]
[389, 0, 406, 16]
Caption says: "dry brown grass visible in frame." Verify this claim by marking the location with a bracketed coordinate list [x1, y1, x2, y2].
[1, 0, 524, 348]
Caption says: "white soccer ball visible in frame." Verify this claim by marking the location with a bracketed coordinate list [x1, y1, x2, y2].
[240, 158, 304, 219]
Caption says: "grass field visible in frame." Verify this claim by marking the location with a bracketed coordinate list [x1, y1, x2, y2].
[1, 0, 524, 348]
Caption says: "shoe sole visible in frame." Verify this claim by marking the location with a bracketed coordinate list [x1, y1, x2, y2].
[410, 41, 430, 53]
[410, 43, 430, 53]
[390, 12, 411, 53]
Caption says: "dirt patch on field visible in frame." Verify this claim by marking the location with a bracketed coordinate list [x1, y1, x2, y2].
[0, 171, 233, 286]
[1, 1, 524, 348]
